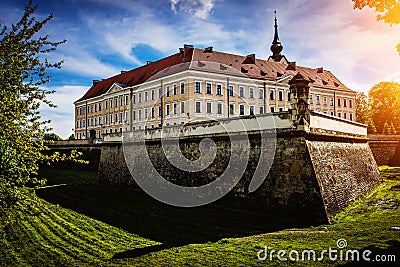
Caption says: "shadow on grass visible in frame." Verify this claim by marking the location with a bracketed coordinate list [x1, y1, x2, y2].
[112, 244, 173, 259]
[37, 168, 315, 258]
[341, 240, 400, 266]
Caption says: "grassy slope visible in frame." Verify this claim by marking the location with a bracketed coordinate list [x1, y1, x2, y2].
[0, 167, 399, 266]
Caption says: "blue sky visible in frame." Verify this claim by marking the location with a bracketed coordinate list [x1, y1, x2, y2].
[1, 0, 400, 138]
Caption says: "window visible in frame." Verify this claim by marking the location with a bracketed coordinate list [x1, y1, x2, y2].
[228, 85, 233, 96]
[110, 99, 113, 108]
[99, 116, 102, 125]
[350, 113, 353, 121]
[338, 98, 341, 106]
[288, 92, 291, 101]
[279, 91, 283, 101]
[173, 84, 177, 95]
[310, 94, 313, 104]
[158, 105, 162, 117]
[145, 91, 148, 102]
[344, 99, 347, 107]
[249, 88, 254, 98]
[120, 112, 123, 123]
[139, 93, 142, 103]
[349, 99, 353, 108]
[331, 111, 334, 116]
[114, 98, 118, 108]
[115, 113, 118, 123]
[95, 117, 97, 126]
[259, 106, 264, 114]
[99, 103, 102, 111]
[145, 108, 148, 119]
[344, 113, 347, 119]
[316, 95, 321, 105]
[270, 89, 274, 100]
[132, 110, 136, 121]
[173, 103, 177, 114]
[195, 101, 201, 113]
[138, 109, 142, 120]
[270, 106, 275, 113]
[166, 104, 170, 116]
[259, 89, 264, 99]
[125, 95, 129, 105]
[217, 103, 222, 114]
[279, 107, 284, 112]
[180, 82, 185, 94]
[250, 106, 254, 115]
[120, 96, 123, 106]
[181, 102, 185, 114]
[166, 86, 170, 97]
[158, 88, 162, 99]
[239, 86, 244, 97]
[195, 82, 201, 93]
[206, 102, 212, 114]
[323, 96, 327, 105]
[151, 107, 155, 118]
[206, 83, 212, 94]
[132, 94, 136, 104]
[330, 97, 334, 106]
[216, 84, 222, 95]
[229, 104, 234, 115]
[110, 114, 113, 124]
[151, 89, 155, 100]
[239, 104, 245, 115]
[338, 112, 342, 118]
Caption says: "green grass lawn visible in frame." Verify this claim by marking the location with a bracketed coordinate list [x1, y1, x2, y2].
[1, 167, 399, 266]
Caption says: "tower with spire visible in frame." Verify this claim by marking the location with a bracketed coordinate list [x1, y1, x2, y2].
[268, 11, 288, 63]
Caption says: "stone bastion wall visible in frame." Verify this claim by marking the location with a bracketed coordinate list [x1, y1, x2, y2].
[97, 112, 381, 224]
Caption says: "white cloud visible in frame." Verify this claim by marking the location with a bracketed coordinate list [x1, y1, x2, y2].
[170, 0, 216, 19]
[83, 13, 184, 61]
[40, 85, 89, 138]
[61, 52, 120, 78]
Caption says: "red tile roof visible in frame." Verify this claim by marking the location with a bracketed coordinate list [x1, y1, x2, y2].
[76, 47, 353, 102]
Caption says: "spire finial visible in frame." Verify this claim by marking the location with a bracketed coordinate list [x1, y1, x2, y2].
[270, 11, 284, 62]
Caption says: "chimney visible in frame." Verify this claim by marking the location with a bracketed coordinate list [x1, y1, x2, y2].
[120, 70, 127, 74]
[147, 61, 152, 65]
[204, 46, 213, 53]
[92, 80, 100, 86]
[317, 67, 324, 73]
[182, 44, 194, 57]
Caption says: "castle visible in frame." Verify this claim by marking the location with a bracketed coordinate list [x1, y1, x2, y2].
[74, 15, 356, 140]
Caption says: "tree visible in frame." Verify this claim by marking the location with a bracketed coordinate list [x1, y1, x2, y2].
[353, 0, 400, 53]
[390, 122, 397, 135]
[368, 81, 400, 134]
[0, 1, 83, 218]
[68, 134, 76, 140]
[43, 133, 62, 141]
[355, 91, 371, 124]
[383, 122, 391, 135]
[355, 91, 377, 133]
